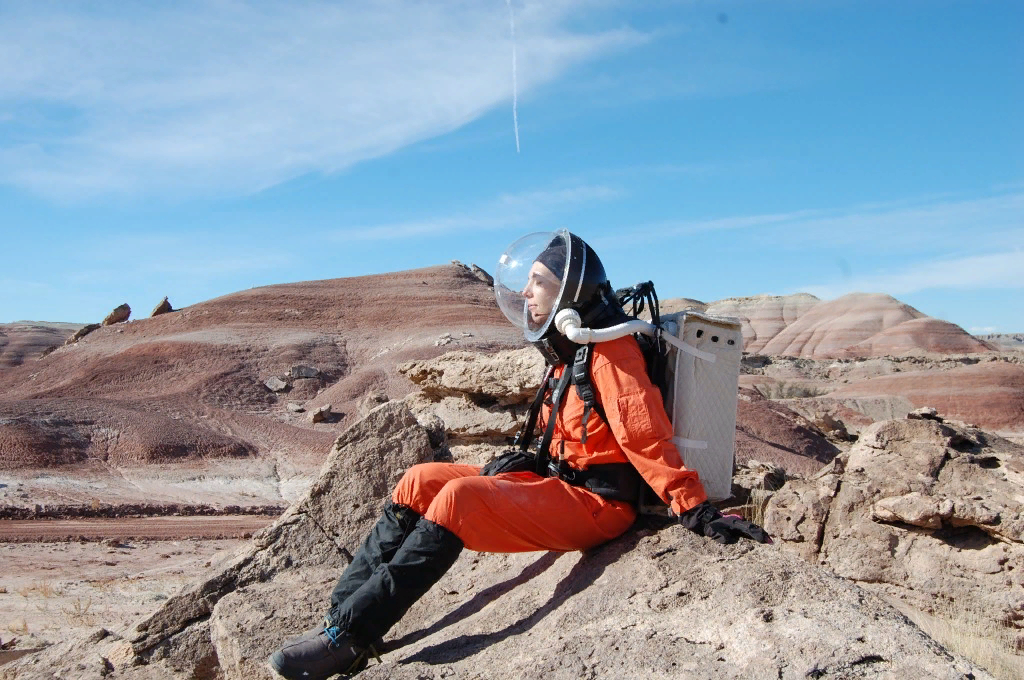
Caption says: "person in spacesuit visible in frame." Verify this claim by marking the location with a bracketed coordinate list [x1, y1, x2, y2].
[269, 229, 769, 680]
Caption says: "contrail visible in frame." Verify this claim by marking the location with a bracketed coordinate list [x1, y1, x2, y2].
[506, 0, 520, 153]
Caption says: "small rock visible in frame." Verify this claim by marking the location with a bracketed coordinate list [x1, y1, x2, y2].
[87, 628, 111, 643]
[150, 297, 173, 317]
[310, 404, 333, 423]
[358, 392, 390, 416]
[286, 402, 305, 413]
[907, 406, 942, 422]
[290, 365, 320, 379]
[264, 377, 289, 392]
[435, 333, 454, 347]
[102, 303, 131, 326]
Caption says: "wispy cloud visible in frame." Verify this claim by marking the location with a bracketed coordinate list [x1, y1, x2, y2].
[328, 183, 623, 241]
[611, 188, 1024, 253]
[0, 1, 644, 199]
[800, 250, 1024, 299]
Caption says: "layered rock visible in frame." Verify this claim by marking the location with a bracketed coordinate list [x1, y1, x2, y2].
[5, 401, 993, 680]
[399, 347, 543, 445]
[0, 321, 85, 367]
[399, 347, 544, 407]
[764, 415, 1024, 647]
[754, 293, 993, 358]
[829, 361, 1024, 433]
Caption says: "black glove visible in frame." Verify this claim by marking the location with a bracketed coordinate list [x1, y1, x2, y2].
[678, 501, 772, 545]
[480, 450, 536, 477]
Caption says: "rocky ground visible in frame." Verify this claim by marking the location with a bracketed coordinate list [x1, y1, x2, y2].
[2, 402, 1002, 680]
[2, 269, 1022, 677]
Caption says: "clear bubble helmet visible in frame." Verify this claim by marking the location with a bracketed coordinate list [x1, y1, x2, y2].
[495, 229, 623, 364]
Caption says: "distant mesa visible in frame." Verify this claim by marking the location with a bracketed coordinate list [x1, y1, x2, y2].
[151, 296, 174, 317]
[976, 332, 1024, 351]
[102, 303, 131, 326]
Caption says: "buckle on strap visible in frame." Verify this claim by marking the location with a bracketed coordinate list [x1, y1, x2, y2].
[546, 459, 577, 482]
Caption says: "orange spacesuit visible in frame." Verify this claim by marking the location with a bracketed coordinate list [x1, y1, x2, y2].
[392, 334, 707, 553]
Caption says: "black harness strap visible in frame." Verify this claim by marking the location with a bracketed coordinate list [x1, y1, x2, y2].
[534, 368, 573, 477]
[513, 365, 554, 453]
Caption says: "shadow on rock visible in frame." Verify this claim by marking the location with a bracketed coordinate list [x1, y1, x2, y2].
[394, 530, 645, 666]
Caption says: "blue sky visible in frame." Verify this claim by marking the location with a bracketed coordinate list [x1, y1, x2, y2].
[1, 0, 1021, 333]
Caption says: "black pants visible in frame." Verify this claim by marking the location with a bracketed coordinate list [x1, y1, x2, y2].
[326, 502, 464, 648]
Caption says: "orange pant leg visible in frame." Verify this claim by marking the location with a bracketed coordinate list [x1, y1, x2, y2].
[392, 462, 636, 553]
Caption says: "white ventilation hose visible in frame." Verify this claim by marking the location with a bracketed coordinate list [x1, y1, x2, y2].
[554, 309, 716, 363]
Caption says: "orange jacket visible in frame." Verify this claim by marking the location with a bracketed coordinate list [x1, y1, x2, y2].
[539, 335, 707, 515]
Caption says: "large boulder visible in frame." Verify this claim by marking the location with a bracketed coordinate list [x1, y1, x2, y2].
[150, 297, 173, 317]
[102, 303, 132, 326]
[764, 416, 1024, 646]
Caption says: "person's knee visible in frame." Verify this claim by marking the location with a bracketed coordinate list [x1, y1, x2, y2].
[392, 463, 432, 513]
[423, 477, 485, 536]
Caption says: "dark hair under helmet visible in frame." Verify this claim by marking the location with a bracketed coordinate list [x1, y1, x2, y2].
[495, 229, 627, 364]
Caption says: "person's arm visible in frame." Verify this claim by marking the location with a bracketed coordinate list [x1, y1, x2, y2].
[593, 341, 771, 545]
[591, 343, 707, 516]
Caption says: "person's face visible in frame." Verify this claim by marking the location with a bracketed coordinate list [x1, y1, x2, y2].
[523, 261, 561, 325]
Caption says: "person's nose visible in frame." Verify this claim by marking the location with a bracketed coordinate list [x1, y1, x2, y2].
[522, 281, 533, 298]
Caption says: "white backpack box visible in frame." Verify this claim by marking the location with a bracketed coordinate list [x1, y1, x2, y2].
[647, 310, 743, 508]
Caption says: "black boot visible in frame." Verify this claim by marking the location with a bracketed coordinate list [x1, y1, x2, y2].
[268, 515, 461, 680]
[328, 501, 421, 615]
[269, 624, 375, 680]
[332, 517, 464, 648]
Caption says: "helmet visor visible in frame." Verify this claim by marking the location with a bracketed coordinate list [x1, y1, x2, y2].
[495, 230, 570, 340]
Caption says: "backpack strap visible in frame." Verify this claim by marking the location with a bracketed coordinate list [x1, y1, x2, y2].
[571, 344, 607, 444]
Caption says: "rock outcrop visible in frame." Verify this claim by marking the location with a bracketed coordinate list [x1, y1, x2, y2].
[399, 347, 544, 406]
[64, 322, 101, 346]
[734, 388, 841, 477]
[764, 415, 1024, 649]
[102, 303, 132, 326]
[5, 401, 993, 679]
[977, 333, 1024, 351]
[399, 348, 543, 444]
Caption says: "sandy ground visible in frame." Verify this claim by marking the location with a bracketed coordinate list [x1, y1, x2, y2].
[0, 529, 262, 658]
[0, 516, 275, 542]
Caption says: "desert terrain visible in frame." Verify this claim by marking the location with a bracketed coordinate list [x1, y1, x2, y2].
[1, 265, 1022, 678]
